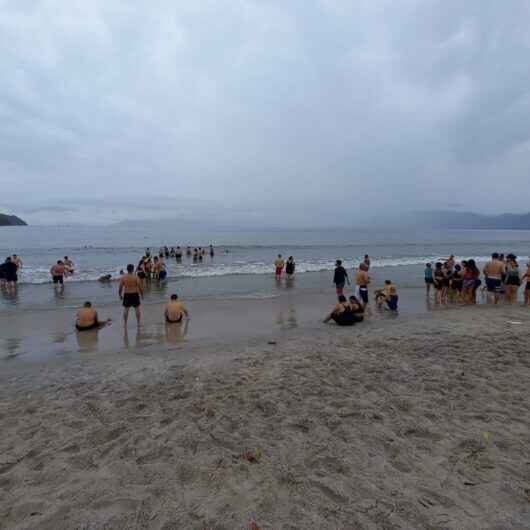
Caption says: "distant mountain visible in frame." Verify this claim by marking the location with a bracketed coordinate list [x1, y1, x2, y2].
[406, 211, 530, 229]
[0, 214, 27, 226]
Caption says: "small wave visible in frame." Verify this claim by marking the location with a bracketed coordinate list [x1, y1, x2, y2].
[14, 255, 527, 285]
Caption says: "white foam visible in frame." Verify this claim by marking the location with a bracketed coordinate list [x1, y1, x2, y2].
[15, 255, 529, 285]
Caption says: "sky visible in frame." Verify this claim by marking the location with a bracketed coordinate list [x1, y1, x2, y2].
[1, 0, 530, 226]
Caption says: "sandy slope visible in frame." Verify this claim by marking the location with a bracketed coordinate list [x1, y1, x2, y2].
[1, 307, 529, 529]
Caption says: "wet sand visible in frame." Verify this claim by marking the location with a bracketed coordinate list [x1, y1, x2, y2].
[0, 285, 429, 362]
[1, 300, 529, 529]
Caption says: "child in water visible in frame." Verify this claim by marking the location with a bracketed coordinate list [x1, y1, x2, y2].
[424, 263, 433, 294]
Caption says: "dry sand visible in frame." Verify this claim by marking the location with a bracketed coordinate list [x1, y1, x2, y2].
[1, 306, 529, 529]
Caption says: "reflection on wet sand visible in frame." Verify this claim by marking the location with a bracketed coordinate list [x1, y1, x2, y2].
[2, 337, 22, 359]
[76, 329, 99, 352]
[1, 287, 20, 306]
[123, 325, 167, 350]
[165, 319, 189, 345]
[276, 306, 298, 329]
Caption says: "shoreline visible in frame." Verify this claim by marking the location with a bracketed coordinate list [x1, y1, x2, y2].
[2, 274, 511, 364]
[1, 306, 529, 529]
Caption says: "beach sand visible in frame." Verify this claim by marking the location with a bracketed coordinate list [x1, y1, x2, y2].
[1, 305, 529, 529]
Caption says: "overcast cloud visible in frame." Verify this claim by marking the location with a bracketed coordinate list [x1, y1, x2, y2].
[1, 0, 530, 225]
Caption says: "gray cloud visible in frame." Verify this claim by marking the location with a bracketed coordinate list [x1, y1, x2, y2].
[1, 0, 530, 225]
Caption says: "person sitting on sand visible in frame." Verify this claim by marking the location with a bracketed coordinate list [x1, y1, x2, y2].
[323, 295, 359, 326]
[75, 301, 111, 331]
[375, 280, 398, 311]
[348, 295, 365, 321]
[164, 294, 189, 323]
[386, 285, 399, 311]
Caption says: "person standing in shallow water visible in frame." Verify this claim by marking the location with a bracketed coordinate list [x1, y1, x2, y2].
[50, 260, 66, 291]
[504, 254, 520, 304]
[119, 264, 143, 326]
[333, 259, 349, 298]
[355, 263, 370, 306]
[424, 263, 434, 295]
[285, 256, 295, 277]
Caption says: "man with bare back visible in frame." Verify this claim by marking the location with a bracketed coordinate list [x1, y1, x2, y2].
[119, 264, 144, 325]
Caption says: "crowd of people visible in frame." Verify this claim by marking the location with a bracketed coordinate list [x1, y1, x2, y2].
[3, 247, 530, 333]
[324, 255, 399, 326]
[424, 253, 530, 306]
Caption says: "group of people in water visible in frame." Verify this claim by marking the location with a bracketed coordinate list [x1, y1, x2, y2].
[424, 253, 530, 306]
[272, 254, 296, 280]
[0, 254, 22, 292]
[154, 245, 215, 261]
[76, 264, 190, 330]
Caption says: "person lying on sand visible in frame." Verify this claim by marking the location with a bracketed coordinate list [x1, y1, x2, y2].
[323, 295, 362, 326]
[75, 301, 111, 331]
[164, 294, 190, 323]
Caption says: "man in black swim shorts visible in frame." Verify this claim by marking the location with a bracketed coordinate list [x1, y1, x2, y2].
[119, 264, 144, 325]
